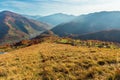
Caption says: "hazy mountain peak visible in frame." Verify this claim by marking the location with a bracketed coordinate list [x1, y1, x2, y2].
[1, 10, 18, 15]
[37, 13, 76, 26]
[1, 10, 12, 13]
[45, 13, 75, 17]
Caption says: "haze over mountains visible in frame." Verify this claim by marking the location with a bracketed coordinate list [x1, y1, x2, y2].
[1, 10, 120, 44]
[25, 13, 76, 27]
[0, 11, 50, 44]
[51, 11, 120, 42]
[23, 15, 41, 20]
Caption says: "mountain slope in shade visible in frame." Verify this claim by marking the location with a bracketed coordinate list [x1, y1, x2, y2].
[52, 11, 120, 37]
[37, 13, 76, 26]
[0, 11, 50, 44]
[74, 30, 120, 42]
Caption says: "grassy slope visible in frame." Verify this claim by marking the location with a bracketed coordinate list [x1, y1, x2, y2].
[0, 42, 120, 80]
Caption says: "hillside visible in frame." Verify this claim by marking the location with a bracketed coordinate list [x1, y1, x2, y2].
[74, 30, 120, 43]
[52, 11, 120, 37]
[37, 13, 76, 26]
[0, 11, 50, 44]
[0, 42, 120, 80]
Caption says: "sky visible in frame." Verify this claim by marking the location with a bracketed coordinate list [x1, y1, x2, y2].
[0, 0, 120, 16]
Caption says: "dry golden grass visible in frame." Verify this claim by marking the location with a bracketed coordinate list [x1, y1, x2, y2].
[0, 42, 120, 80]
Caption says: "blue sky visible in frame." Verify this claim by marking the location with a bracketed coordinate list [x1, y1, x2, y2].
[0, 0, 120, 16]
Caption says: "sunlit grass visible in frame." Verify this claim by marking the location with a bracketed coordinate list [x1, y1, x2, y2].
[0, 42, 120, 80]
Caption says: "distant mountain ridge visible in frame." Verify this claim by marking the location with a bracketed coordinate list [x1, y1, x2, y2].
[23, 15, 41, 20]
[51, 11, 120, 42]
[0, 11, 50, 44]
[37, 13, 76, 26]
[52, 11, 120, 35]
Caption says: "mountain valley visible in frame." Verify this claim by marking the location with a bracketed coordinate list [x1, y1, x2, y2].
[0, 10, 120, 80]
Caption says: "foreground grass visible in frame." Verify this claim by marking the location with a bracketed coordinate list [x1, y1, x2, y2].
[0, 42, 120, 80]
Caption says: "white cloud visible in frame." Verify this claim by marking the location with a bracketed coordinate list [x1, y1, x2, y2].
[0, 0, 120, 16]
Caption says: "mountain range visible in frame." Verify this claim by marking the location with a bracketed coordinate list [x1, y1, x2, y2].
[1, 10, 120, 44]
[0, 11, 50, 44]
[51, 11, 120, 42]
[25, 13, 76, 27]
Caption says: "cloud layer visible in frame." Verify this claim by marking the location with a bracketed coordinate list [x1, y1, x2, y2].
[0, 0, 120, 16]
